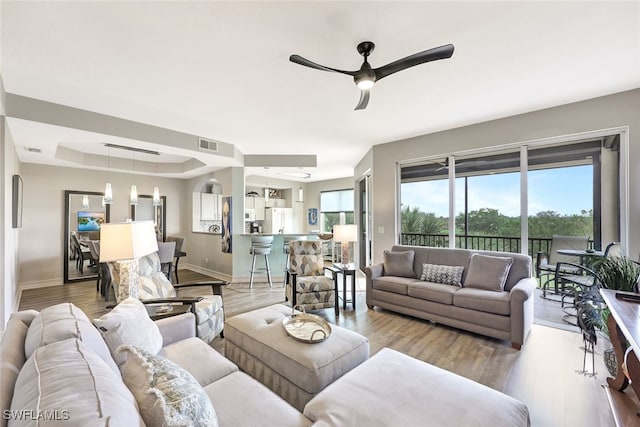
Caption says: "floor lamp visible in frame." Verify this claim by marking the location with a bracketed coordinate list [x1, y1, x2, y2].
[100, 221, 158, 301]
[333, 224, 358, 267]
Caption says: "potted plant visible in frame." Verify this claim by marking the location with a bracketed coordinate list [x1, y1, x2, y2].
[593, 256, 640, 376]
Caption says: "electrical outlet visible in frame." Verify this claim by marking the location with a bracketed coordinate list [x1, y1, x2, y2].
[378, 227, 384, 234]
[204, 257, 209, 264]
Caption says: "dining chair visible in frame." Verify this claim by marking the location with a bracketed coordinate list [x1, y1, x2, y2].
[157, 241, 176, 283]
[70, 232, 92, 274]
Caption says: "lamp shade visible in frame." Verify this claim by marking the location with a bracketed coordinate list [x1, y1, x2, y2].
[99, 221, 158, 262]
[333, 224, 358, 242]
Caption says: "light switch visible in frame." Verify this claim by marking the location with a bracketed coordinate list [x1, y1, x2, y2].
[378, 227, 384, 234]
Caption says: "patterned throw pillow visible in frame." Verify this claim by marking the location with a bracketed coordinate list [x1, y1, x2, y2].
[119, 345, 218, 427]
[420, 263, 465, 286]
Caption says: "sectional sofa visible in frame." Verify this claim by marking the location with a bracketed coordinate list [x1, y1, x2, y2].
[365, 245, 536, 349]
[1, 298, 530, 426]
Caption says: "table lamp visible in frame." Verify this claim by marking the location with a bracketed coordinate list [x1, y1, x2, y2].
[100, 221, 158, 300]
[333, 224, 358, 267]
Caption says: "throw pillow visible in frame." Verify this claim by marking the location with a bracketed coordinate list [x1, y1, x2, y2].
[93, 297, 163, 368]
[420, 264, 465, 286]
[383, 250, 416, 278]
[463, 254, 514, 291]
[119, 345, 218, 427]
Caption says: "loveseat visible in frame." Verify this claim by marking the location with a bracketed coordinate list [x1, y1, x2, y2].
[1, 299, 530, 426]
[365, 245, 536, 349]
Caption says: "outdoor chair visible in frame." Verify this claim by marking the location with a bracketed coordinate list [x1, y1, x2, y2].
[536, 235, 589, 300]
[285, 240, 338, 315]
[105, 251, 226, 343]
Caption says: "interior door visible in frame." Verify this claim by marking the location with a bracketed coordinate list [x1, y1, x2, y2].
[358, 175, 372, 269]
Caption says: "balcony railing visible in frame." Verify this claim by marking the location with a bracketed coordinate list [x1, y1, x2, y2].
[400, 233, 593, 258]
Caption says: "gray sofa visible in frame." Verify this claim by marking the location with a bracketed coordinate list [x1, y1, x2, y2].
[1, 299, 530, 426]
[365, 245, 536, 349]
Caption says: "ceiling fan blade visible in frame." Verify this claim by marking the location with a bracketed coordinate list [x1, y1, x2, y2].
[374, 44, 454, 81]
[289, 55, 356, 76]
[354, 89, 370, 110]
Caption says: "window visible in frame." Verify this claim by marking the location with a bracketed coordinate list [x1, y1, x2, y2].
[320, 189, 354, 233]
[399, 138, 617, 256]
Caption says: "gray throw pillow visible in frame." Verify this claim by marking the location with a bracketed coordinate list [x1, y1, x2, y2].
[421, 264, 465, 286]
[463, 254, 514, 291]
[383, 250, 416, 278]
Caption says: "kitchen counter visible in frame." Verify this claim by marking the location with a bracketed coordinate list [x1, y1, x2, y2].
[241, 233, 319, 237]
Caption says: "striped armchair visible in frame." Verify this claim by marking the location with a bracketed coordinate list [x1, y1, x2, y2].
[285, 240, 338, 315]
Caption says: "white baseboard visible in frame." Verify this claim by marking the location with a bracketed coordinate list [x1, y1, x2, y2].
[180, 264, 232, 282]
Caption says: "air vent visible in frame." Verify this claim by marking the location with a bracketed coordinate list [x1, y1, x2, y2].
[198, 138, 219, 153]
[26, 147, 42, 153]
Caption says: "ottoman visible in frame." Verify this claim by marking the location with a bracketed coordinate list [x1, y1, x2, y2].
[304, 348, 531, 427]
[224, 304, 369, 411]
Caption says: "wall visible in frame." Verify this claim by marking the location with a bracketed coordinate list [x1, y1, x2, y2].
[17, 163, 187, 286]
[1, 117, 21, 328]
[370, 89, 640, 263]
[304, 177, 355, 233]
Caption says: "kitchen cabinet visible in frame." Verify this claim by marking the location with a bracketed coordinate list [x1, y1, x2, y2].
[201, 193, 222, 220]
[265, 198, 287, 208]
[245, 197, 265, 220]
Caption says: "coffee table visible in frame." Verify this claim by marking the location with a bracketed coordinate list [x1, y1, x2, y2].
[331, 263, 357, 310]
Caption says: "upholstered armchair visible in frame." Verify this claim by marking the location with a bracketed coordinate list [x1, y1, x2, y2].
[285, 240, 338, 315]
[106, 252, 226, 344]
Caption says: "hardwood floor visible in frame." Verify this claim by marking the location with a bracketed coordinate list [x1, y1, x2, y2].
[18, 269, 625, 427]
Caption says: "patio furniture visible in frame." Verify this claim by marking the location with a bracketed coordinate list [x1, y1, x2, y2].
[536, 235, 589, 300]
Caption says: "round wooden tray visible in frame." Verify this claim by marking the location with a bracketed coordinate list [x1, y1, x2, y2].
[282, 307, 331, 344]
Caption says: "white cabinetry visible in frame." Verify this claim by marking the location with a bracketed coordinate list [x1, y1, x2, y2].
[245, 197, 265, 220]
[201, 193, 222, 220]
[265, 198, 287, 208]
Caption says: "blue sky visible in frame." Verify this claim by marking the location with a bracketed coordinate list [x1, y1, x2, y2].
[401, 165, 593, 217]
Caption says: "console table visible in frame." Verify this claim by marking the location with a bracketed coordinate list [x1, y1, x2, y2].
[600, 289, 640, 425]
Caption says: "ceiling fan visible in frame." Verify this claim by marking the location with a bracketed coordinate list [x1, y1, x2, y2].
[289, 41, 454, 110]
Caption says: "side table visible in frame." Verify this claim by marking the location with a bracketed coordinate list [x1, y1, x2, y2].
[145, 303, 191, 321]
[332, 263, 357, 310]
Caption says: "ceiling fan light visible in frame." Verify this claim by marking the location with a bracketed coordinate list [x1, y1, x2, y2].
[356, 79, 374, 90]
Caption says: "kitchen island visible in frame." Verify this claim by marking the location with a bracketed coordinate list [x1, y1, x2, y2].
[232, 233, 326, 284]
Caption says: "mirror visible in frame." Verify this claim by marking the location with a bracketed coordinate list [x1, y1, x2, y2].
[131, 194, 167, 242]
[64, 190, 111, 283]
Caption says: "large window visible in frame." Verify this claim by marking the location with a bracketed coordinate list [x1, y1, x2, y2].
[320, 189, 354, 233]
[399, 138, 618, 256]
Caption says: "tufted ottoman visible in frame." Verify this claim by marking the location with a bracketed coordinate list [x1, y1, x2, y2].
[224, 304, 369, 411]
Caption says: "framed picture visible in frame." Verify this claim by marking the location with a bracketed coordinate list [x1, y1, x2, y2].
[12, 175, 23, 228]
[221, 197, 232, 253]
[308, 208, 318, 226]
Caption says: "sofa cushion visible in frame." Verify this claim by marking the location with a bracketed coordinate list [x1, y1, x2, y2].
[420, 263, 464, 286]
[120, 345, 217, 427]
[383, 250, 416, 278]
[159, 337, 238, 387]
[454, 287, 511, 315]
[93, 297, 163, 368]
[408, 281, 459, 305]
[205, 371, 312, 427]
[24, 302, 119, 375]
[464, 254, 514, 291]
[372, 276, 416, 295]
[11, 338, 143, 426]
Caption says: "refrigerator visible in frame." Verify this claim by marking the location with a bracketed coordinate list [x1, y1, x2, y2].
[264, 208, 293, 234]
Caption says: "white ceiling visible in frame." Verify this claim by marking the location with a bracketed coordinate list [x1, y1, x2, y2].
[2, 1, 639, 182]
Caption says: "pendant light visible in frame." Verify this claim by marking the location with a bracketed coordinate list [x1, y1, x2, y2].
[130, 152, 138, 206]
[103, 145, 113, 205]
[298, 186, 304, 203]
[264, 168, 270, 202]
[81, 195, 90, 209]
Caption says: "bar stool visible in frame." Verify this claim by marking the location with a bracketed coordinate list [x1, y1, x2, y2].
[250, 236, 273, 288]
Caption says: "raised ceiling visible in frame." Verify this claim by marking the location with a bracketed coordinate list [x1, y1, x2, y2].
[2, 1, 639, 181]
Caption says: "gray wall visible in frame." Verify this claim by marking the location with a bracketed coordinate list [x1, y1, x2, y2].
[17, 163, 188, 286]
[369, 89, 640, 263]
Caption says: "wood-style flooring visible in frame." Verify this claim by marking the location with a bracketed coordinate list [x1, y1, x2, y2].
[18, 269, 629, 427]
